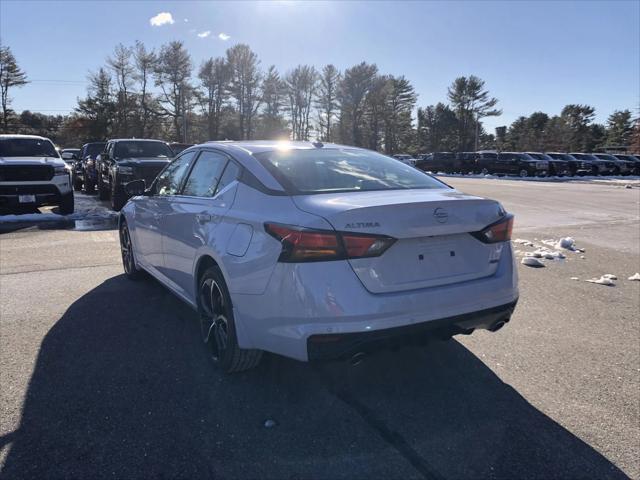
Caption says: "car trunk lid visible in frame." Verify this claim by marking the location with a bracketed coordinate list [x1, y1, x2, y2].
[293, 189, 506, 293]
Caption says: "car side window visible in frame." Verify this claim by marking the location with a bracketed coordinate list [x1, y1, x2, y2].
[215, 161, 241, 195]
[182, 150, 228, 197]
[155, 150, 198, 197]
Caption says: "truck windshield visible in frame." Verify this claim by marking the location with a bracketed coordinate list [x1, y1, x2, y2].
[115, 141, 173, 159]
[0, 138, 59, 158]
[84, 143, 106, 157]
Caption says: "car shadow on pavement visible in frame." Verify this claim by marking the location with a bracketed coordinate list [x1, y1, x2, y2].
[1, 275, 628, 479]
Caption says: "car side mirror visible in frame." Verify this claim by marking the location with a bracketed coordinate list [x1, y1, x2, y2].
[125, 179, 147, 197]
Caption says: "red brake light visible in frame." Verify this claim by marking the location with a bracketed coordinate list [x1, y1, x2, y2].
[342, 234, 395, 258]
[472, 214, 514, 244]
[265, 224, 395, 262]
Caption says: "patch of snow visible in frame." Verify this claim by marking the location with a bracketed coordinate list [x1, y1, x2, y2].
[557, 237, 575, 250]
[586, 276, 615, 286]
[602, 274, 617, 280]
[521, 257, 545, 267]
[570, 277, 579, 281]
[628, 273, 640, 281]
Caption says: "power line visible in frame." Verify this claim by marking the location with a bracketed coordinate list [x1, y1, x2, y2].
[28, 79, 88, 85]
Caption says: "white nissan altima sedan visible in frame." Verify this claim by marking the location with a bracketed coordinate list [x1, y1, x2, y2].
[119, 141, 519, 372]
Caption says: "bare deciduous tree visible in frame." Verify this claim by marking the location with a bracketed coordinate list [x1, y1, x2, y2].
[133, 41, 158, 137]
[226, 44, 262, 140]
[285, 65, 317, 141]
[315, 64, 340, 142]
[155, 41, 193, 141]
[107, 44, 134, 136]
[198, 57, 230, 141]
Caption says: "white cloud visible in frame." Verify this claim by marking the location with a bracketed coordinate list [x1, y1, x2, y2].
[197, 30, 211, 38]
[149, 12, 174, 27]
[218, 32, 230, 41]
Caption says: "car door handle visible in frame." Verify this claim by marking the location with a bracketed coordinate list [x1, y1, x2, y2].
[196, 213, 213, 224]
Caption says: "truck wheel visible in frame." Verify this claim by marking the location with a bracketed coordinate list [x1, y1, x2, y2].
[519, 169, 529, 178]
[84, 180, 95, 194]
[98, 174, 109, 200]
[59, 192, 74, 215]
[111, 183, 126, 211]
[198, 266, 263, 373]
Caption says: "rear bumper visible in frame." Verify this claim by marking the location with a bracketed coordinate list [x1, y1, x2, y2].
[307, 300, 517, 361]
[232, 242, 519, 361]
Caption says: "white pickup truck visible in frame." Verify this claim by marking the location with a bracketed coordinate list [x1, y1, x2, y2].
[0, 134, 74, 214]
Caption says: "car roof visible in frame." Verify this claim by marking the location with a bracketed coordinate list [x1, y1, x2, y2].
[0, 134, 50, 140]
[108, 138, 168, 143]
[200, 140, 344, 155]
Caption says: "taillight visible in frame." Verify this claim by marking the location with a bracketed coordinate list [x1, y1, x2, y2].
[265, 223, 395, 262]
[471, 214, 514, 244]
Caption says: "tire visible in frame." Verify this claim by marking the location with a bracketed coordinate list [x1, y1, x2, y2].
[198, 266, 263, 373]
[111, 182, 126, 211]
[519, 169, 529, 178]
[481, 168, 489, 176]
[73, 177, 82, 191]
[59, 191, 74, 215]
[119, 221, 143, 280]
[84, 179, 95, 194]
[98, 174, 110, 200]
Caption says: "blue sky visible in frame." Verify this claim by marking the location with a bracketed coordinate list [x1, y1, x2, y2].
[1, 0, 638, 132]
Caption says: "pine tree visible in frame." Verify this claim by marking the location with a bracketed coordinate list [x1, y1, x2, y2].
[0, 45, 28, 131]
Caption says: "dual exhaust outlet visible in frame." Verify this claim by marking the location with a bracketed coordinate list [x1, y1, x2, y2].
[346, 318, 510, 367]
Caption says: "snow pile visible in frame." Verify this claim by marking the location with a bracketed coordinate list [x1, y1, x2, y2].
[557, 237, 575, 249]
[521, 257, 545, 267]
[586, 276, 616, 286]
[540, 237, 585, 253]
[628, 273, 640, 281]
[525, 248, 566, 260]
[514, 239, 535, 247]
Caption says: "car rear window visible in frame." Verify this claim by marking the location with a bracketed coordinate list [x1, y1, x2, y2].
[254, 148, 447, 194]
[115, 141, 173, 159]
[0, 138, 59, 158]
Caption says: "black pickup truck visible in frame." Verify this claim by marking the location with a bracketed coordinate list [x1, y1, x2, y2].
[96, 139, 174, 210]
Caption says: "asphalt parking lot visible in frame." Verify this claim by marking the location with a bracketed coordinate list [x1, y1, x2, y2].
[1, 178, 639, 479]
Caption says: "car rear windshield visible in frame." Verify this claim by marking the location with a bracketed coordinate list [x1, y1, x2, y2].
[254, 148, 448, 194]
[84, 143, 105, 157]
[0, 138, 59, 158]
[115, 141, 173, 159]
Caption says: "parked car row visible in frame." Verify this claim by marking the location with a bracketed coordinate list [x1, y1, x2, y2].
[415, 151, 640, 177]
[66, 139, 194, 210]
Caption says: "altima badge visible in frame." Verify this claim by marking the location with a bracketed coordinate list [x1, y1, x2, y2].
[433, 208, 448, 223]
